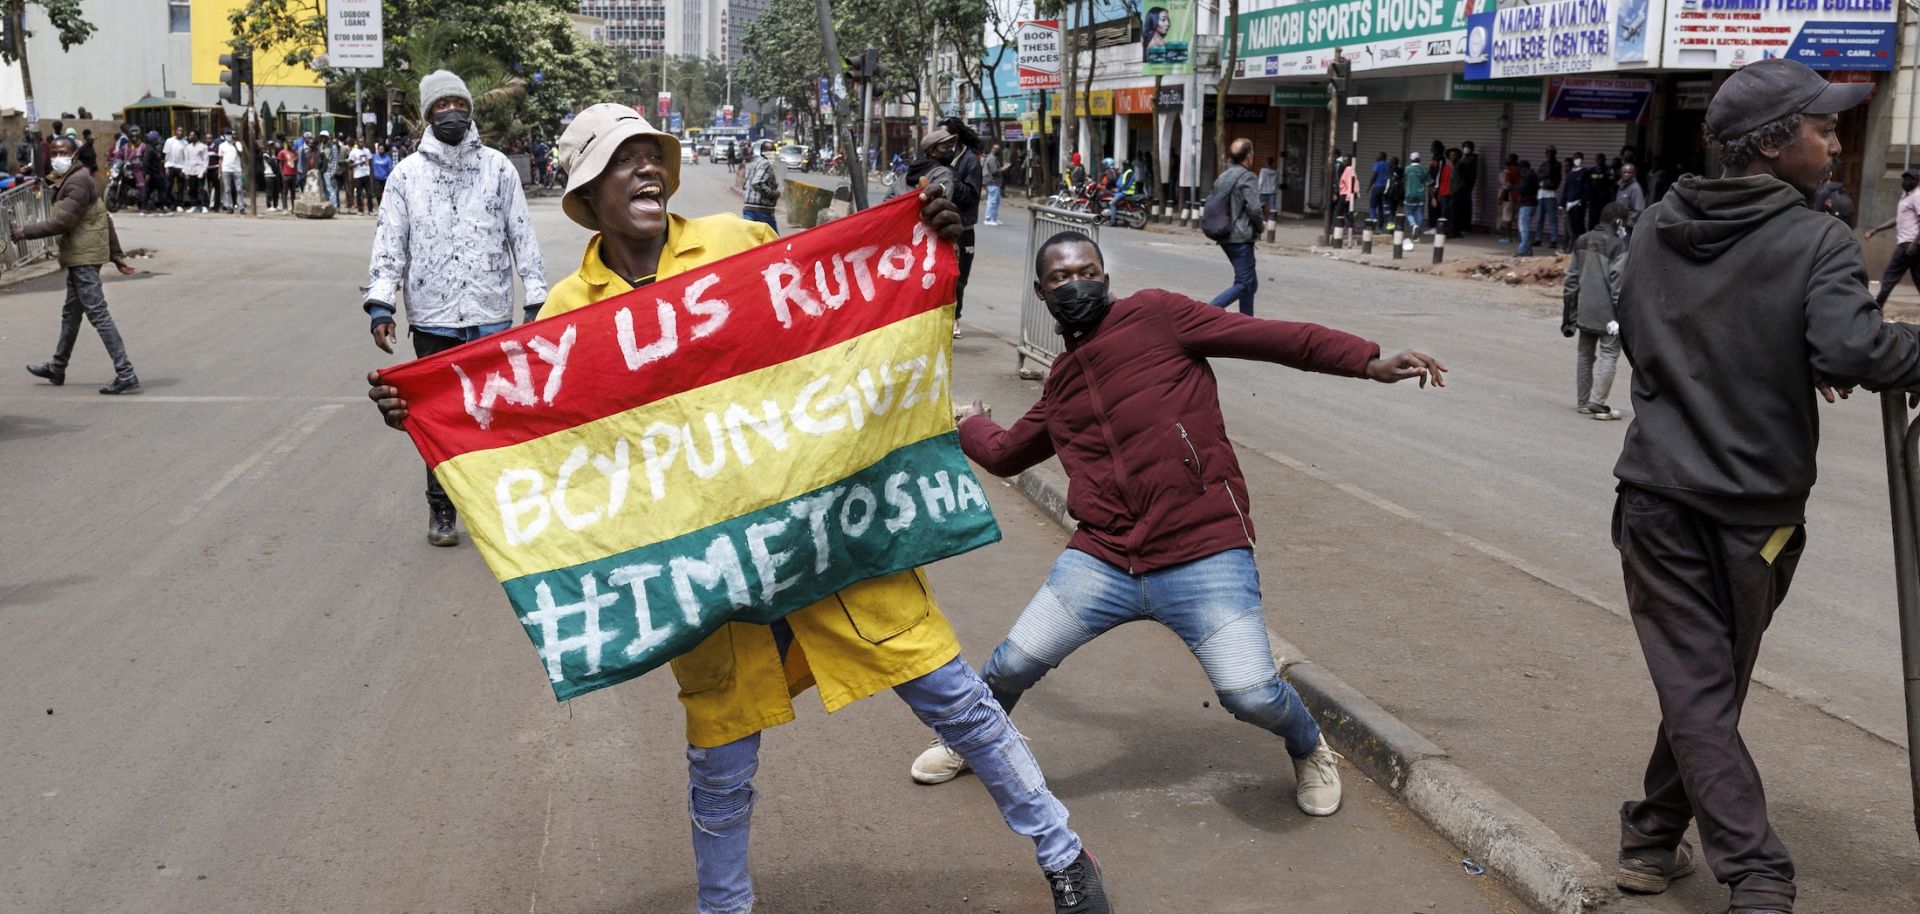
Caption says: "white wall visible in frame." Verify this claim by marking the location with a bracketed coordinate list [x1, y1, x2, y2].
[0, 3, 323, 124]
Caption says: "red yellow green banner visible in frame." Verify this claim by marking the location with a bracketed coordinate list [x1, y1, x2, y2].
[379, 196, 1001, 700]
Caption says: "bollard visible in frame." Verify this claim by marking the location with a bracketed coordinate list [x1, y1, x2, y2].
[1432, 218, 1448, 264]
[1152, 203, 1163, 224]
[1180, 205, 1191, 229]
[1392, 225, 1404, 260]
[1265, 218, 1277, 243]
[1361, 219, 1374, 255]
[1332, 215, 1345, 247]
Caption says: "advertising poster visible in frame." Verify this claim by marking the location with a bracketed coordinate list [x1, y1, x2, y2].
[1545, 76, 1654, 121]
[1143, 0, 1195, 74]
[1665, 0, 1897, 71]
[1236, 0, 1475, 76]
[1464, 0, 1661, 80]
[1017, 20, 1064, 89]
[326, 0, 384, 69]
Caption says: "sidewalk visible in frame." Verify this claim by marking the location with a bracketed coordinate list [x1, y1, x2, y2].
[948, 326, 1920, 914]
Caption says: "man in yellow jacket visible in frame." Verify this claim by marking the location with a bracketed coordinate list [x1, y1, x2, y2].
[367, 104, 1112, 914]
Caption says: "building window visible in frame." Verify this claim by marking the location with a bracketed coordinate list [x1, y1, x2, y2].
[168, 0, 190, 32]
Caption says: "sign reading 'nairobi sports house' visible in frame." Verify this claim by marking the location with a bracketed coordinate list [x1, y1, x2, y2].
[381, 196, 1002, 701]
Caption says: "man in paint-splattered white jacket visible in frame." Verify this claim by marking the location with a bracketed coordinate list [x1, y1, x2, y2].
[363, 70, 547, 547]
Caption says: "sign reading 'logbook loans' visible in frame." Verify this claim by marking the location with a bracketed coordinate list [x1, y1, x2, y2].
[380, 196, 1002, 700]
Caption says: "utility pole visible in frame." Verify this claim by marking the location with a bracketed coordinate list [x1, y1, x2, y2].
[1322, 49, 1349, 246]
[813, 0, 868, 209]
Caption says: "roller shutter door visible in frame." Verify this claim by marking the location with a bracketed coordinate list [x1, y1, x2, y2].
[1354, 102, 1411, 166]
[1410, 101, 1505, 232]
[1506, 111, 1628, 176]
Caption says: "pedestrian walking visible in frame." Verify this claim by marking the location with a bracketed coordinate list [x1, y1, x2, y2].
[1616, 163, 1647, 230]
[371, 142, 393, 210]
[1610, 58, 1920, 914]
[1367, 150, 1397, 225]
[316, 131, 339, 207]
[1564, 152, 1591, 241]
[1812, 177, 1855, 227]
[1438, 148, 1459, 231]
[182, 130, 209, 213]
[1402, 152, 1429, 237]
[350, 139, 373, 213]
[1562, 202, 1628, 418]
[911, 229, 1446, 820]
[982, 142, 1010, 225]
[1538, 154, 1563, 252]
[1497, 154, 1522, 243]
[1384, 156, 1405, 231]
[363, 70, 547, 547]
[219, 133, 245, 213]
[366, 103, 1119, 914]
[162, 127, 186, 207]
[1258, 155, 1280, 219]
[934, 118, 984, 337]
[1863, 171, 1920, 306]
[1515, 160, 1540, 255]
[17, 136, 140, 394]
[1453, 140, 1481, 236]
[740, 140, 780, 232]
[1205, 138, 1265, 315]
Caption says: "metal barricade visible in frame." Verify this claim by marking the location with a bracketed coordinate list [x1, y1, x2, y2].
[1019, 204, 1100, 375]
[0, 181, 57, 272]
[1877, 391, 1920, 841]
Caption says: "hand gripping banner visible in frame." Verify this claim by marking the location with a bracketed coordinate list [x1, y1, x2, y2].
[379, 196, 1002, 700]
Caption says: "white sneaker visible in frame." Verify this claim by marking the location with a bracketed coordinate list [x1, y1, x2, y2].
[910, 739, 969, 784]
[1293, 735, 1343, 816]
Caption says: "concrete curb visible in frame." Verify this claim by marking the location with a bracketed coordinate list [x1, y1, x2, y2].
[1009, 461, 1631, 914]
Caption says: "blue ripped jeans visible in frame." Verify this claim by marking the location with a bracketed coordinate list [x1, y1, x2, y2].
[686, 656, 1081, 914]
[985, 548, 1322, 758]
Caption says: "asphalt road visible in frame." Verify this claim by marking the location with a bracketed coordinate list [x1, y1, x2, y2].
[0, 167, 1528, 914]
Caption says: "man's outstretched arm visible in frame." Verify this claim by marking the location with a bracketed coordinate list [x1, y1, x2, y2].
[1164, 293, 1446, 386]
[958, 399, 1055, 477]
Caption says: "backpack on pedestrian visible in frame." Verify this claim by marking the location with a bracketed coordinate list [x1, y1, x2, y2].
[1200, 171, 1244, 242]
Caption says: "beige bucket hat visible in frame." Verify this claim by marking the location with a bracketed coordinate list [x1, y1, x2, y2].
[556, 103, 682, 230]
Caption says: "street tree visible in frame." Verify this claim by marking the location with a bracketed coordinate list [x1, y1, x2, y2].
[1215, 0, 1240, 164]
[2, 0, 100, 129]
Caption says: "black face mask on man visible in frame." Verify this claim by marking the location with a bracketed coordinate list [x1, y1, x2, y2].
[1045, 279, 1112, 335]
[430, 109, 472, 145]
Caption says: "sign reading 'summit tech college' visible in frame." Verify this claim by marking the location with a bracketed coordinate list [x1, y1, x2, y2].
[1664, 0, 1896, 71]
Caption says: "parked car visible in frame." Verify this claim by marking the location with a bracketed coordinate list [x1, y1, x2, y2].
[777, 144, 808, 170]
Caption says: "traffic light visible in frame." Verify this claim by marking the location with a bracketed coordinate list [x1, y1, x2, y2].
[219, 52, 252, 105]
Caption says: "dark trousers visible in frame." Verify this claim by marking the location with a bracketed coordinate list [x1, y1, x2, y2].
[1451, 189, 1473, 235]
[740, 206, 777, 233]
[412, 331, 465, 512]
[1209, 241, 1258, 315]
[1568, 202, 1590, 240]
[955, 227, 976, 321]
[50, 265, 135, 379]
[1877, 241, 1920, 306]
[168, 167, 184, 206]
[1613, 487, 1801, 912]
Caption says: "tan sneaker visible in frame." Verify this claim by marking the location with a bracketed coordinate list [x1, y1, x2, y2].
[910, 739, 969, 785]
[1293, 736, 1343, 816]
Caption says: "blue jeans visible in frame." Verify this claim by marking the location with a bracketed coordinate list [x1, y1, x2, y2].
[1516, 204, 1537, 254]
[1404, 201, 1426, 234]
[323, 171, 339, 205]
[1210, 242, 1258, 315]
[686, 657, 1080, 914]
[983, 548, 1322, 758]
[740, 207, 777, 232]
[1535, 198, 1559, 247]
[985, 184, 1002, 222]
[1369, 186, 1387, 225]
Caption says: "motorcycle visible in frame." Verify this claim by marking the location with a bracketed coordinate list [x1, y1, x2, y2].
[104, 160, 127, 213]
[1104, 193, 1149, 230]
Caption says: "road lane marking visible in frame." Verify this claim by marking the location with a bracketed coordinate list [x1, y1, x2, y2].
[172, 404, 343, 526]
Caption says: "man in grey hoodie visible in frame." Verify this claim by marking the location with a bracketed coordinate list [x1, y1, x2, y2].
[1609, 59, 1920, 914]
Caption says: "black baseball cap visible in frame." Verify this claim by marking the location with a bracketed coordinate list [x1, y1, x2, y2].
[1706, 59, 1871, 141]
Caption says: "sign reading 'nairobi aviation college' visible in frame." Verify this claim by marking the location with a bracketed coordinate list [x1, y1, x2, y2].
[381, 196, 1002, 701]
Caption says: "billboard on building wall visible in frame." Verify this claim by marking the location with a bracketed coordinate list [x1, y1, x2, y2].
[190, 0, 324, 88]
[1663, 0, 1897, 71]
[1463, 0, 1663, 80]
[1142, 0, 1195, 75]
[1234, 0, 1474, 77]
[1016, 20, 1064, 89]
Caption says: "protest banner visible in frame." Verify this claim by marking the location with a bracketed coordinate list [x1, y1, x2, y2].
[379, 196, 1002, 701]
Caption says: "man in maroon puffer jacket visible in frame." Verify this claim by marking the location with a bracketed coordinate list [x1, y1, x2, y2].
[910, 230, 1445, 819]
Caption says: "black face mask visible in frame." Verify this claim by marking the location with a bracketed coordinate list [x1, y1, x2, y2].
[430, 110, 472, 145]
[1045, 279, 1111, 335]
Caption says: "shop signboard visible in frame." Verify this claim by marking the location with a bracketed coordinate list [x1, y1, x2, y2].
[1463, 0, 1660, 80]
[1235, 0, 1474, 76]
[1155, 83, 1187, 110]
[1271, 85, 1332, 105]
[1448, 75, 1545, 100]
[1664, 0, 1896, 71]
[1143, 0, 1196, 74]
[1115, 86, 1158, 114]
[1017, 20, 1064, 89]
[1544, 76, 1653, 121]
